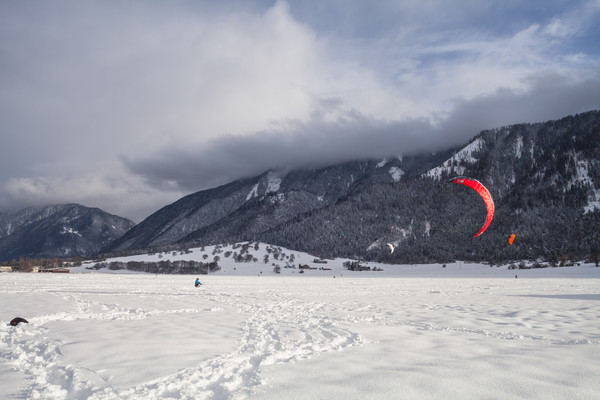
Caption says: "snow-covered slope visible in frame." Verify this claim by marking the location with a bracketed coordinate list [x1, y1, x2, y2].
[75, 241, 598, 279]
[425, 137, 485, 179]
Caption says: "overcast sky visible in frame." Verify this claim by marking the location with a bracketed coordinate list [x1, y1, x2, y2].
[2, 0, 600, 222]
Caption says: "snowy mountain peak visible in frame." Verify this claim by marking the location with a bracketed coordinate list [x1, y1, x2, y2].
[246, 184, 259, 201]
[424, 137, 484, 179]
[265, 172, 282, 193]
[0, 204, 135, 261]
[61, 226, 82, 237]
[514, 135, 524, 159]
[389, 166, 404, 182]
[376, 158, 389, 168]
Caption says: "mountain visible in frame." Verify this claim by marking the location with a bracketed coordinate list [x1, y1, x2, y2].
[258, 111, 600, 263]
[105, 150, 455, 253]
[107, 111, 600, 264]
[0, 204, 135, 261]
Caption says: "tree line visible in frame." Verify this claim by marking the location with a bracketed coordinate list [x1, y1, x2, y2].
[90, 260, 220, 274]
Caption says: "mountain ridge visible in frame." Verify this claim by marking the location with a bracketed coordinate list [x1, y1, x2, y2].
[4, 111, 599, 264]
[106, 110, 600, 263]
[0, 204, 135, 261]
[104, 148, 456, 254]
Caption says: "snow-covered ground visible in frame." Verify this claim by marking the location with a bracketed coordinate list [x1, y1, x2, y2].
[2, 246, 600, 399]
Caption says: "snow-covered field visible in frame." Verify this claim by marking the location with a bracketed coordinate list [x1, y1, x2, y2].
[2, 247, 600, 399]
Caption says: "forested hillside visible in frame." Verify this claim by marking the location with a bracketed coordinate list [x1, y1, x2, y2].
[107, 111, 600, 264]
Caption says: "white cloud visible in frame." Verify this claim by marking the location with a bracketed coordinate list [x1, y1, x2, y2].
[2, 173, 181, 223]
[0, 0, 599, 220]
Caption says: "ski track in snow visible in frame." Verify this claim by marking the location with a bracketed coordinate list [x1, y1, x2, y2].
[1, 279, 367, 400]
[2, 273, 600, 399]
[98, 292, 367, 400]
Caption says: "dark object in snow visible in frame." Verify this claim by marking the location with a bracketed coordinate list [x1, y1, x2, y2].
[10, 317, 28, 326]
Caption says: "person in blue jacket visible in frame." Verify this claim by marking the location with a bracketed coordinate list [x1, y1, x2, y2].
[195, 278, 202, 287]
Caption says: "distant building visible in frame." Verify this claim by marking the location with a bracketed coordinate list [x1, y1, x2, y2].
[0, 266, 12, 272]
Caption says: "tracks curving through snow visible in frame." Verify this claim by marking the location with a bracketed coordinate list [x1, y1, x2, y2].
[2, 274, 600, 399]
[1, 277, 367, 399]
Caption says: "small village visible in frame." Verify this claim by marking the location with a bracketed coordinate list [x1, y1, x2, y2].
[0, 265, 70, 273]
[0, 257, 78, 273]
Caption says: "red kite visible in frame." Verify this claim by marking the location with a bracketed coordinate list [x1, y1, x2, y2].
[450, 177, 495, 237]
